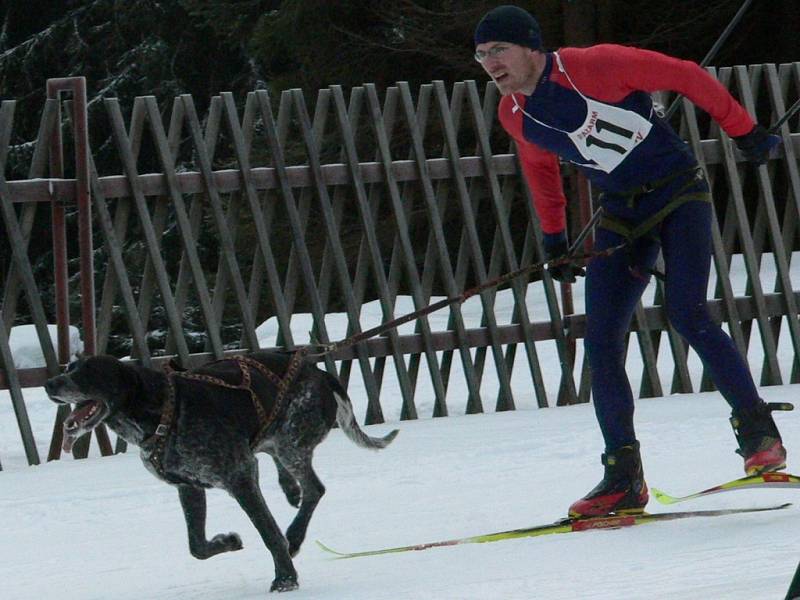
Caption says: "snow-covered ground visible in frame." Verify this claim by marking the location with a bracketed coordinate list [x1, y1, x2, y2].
[1, 254, 799, 599]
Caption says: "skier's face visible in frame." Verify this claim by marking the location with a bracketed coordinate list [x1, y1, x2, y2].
[475, 42, 542, 96]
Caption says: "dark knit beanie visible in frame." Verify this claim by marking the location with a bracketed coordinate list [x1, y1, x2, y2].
[474, 5, 542, 50]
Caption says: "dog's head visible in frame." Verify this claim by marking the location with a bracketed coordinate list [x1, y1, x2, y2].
[44, 355, 132, 453]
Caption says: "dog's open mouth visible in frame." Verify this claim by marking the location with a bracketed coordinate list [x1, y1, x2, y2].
[62, 400, 109, 453]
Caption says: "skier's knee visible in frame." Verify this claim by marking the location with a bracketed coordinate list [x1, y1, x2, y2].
[667, 301, 713, 342]
[584, 333, 625, 367]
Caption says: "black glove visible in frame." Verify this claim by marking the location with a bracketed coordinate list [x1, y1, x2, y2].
[543, 232, 585, 284]
[733, 124, 780, 165]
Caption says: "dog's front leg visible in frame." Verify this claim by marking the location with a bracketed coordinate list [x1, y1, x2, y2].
[178, 485, 243, 559]
[228, 466, 298, 593]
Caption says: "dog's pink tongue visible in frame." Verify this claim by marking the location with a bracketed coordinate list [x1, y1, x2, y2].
[62, 429, 77, 453]
[61, 404, 94, 453]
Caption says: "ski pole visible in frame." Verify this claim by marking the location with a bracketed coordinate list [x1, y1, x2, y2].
[769, 97, 800, 134]
[568, 205, 604, 256]
[664, 0, 754, 120]
[785, 559, 800, 600]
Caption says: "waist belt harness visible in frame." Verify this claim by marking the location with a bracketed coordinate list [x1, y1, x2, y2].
[599, 166, 710, 241]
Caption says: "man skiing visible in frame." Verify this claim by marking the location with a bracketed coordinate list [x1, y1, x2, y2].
[474, 5, 789, 518]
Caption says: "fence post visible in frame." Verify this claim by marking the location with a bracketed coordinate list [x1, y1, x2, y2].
[45, 77, 111, 460]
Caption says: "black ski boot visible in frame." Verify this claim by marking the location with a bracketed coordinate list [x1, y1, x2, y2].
[731, 401, 793, 475]
[569, 441, 649, 518]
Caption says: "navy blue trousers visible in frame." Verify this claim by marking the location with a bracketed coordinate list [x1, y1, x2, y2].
[585, 180, 761, 451]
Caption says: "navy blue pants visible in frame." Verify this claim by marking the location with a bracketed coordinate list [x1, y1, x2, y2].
[585, 178, 761, 451]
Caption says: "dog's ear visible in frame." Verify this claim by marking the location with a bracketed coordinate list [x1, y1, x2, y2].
[127, 360, 166, 398]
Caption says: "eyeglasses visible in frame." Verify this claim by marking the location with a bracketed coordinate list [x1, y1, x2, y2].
[474, 45, 510, 63]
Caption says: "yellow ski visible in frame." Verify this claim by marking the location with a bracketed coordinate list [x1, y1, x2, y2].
[316, 503, 791, 559]
[652, 472, 800, 505]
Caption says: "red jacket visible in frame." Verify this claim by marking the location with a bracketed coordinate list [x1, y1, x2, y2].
[498, 44, 754, 234]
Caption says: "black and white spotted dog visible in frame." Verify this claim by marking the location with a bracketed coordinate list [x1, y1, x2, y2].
[44, 350, 398, 593]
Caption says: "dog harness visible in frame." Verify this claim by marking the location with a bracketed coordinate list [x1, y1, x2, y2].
[141, 353, 306, 480]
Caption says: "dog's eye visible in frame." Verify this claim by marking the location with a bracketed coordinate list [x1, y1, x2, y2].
[66, 360, 81, 373]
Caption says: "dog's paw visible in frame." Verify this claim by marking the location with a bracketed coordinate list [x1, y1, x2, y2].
[270, 574, 299, 593]
[191, 532, 243, 559]
[209, 532, 243, 554]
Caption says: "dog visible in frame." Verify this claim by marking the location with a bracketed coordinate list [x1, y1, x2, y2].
[44, 350, 398, 593]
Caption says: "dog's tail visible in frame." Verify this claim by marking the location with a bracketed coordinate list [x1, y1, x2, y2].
[329, 378, 398, 450]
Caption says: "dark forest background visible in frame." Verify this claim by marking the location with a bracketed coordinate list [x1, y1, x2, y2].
[2, 0, 798, 155]
[0, 0, 798, 355]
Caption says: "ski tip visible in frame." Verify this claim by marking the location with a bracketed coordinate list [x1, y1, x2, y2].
[755, 502, 793, 513]
[651, 487, 680, 505]
[315, 540, 348, 558]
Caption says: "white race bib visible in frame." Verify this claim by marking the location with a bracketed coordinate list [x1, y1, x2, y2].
[567, 97, 652, 172]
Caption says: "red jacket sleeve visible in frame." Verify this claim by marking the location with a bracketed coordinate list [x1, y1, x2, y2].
[558, 45, 755, 137]
[498, 96, 568, 234]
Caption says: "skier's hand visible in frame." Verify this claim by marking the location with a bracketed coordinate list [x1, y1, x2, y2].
[734, 124, 780, 165]
[543, 233, 585, 284]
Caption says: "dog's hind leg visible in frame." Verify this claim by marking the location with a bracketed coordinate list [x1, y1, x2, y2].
[271, 455, 301, 508]
[178, 485, 243, 559]
[275, 451, 325, 558]
[227, 461, 298, 592]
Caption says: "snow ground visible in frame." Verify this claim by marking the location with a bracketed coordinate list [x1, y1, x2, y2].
[2, 389, 800, 600]
[1, 254, 799, 599]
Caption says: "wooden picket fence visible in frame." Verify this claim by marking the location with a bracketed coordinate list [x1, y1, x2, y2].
[0, 61, 799, 468]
